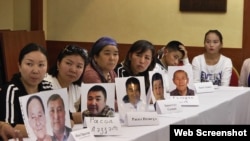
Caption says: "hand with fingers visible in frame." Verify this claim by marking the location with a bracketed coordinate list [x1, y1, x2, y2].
[179, 45, 188, 59]
[0, 122, 23, 141]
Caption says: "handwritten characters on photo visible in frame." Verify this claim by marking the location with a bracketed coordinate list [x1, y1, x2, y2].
[82, 85, 115, 121]
[170, 70, 194, 96]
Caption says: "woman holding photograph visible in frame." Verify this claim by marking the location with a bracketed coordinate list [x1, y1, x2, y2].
[83, 36, 119, 111]
[44, 44, 88, 124]
[0, 43, 52, 140]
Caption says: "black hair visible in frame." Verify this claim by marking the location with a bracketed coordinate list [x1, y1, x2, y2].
[48, 44, 88, 86]
[26, 95, 45, 117]
[19, 43, 48, 65]
[87, 85, 107, 100]
[125, 77, 141, 93]
[204, 29, 223, 44]
[151, 72, 163, 88]
[47, 93, 65, 109]
[165, 40, 185, 59]
[123, 77, 141, 103]
[123, 40, 156, 73]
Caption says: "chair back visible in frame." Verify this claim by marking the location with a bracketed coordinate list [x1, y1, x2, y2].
[230, 67, 239, 86]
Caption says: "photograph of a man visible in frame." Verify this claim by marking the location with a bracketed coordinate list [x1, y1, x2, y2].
[170, 69, 195, 96]
[152, 72, 165, 100]
[82, 85, 115, 119]
[122, 77, 146, 111]
[47, 94, 71, 141]
[26, 95, 52, 141]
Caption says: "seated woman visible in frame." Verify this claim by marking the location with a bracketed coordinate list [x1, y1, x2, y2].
[239, 58, 250, 87]
[83, 36, 119, 111]
[83, 36, 119, 83]
[44, 44, 88, 124]
[192, 30, 232, 86]
[115, 40, 156, 93]
[0, 43, 52, 140]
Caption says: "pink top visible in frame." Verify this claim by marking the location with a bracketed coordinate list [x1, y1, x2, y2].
[83, 64, 117, 83]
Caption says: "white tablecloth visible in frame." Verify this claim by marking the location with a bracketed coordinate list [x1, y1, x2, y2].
[19, 86, 250, 141]
[92, 87, 250, 141]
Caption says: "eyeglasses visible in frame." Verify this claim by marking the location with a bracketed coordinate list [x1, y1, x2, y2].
[63, 45, 88, 58]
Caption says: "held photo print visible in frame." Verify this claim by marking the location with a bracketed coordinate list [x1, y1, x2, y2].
[19, 88, 71, 141]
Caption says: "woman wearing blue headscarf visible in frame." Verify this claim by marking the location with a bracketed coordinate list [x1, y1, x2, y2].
[83, 36, 119, 83]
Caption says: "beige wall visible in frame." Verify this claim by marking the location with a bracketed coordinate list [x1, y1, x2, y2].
[0, 0, 14, 29]
[46, 0, 243, 48]
[43, 0, 47, 39]
[0, 0, 30, 30]
[13, 0, 30, 30]
[0, 0, 244, 48]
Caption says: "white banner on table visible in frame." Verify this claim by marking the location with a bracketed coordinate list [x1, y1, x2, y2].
[156, 99, 182, 114]
[84, 117, 121, 135]
[125, 112, 159, 126]
[67, 127, 96, 141]
[169, 95, 199, 106]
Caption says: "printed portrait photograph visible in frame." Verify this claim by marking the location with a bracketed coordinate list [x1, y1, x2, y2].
[168, 65, 196, 96]
[81, 83, 115, 119]
[19, 88, 71, 141]
[115, 76, 147, 122]
[149, 69, 167, 104]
